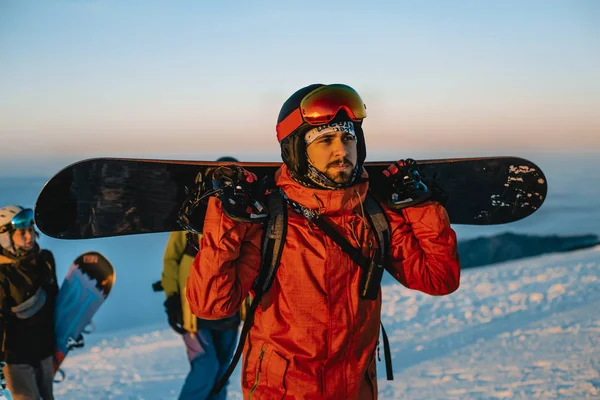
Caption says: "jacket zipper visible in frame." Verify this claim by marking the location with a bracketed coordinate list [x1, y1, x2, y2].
[248, 344, 266, 398]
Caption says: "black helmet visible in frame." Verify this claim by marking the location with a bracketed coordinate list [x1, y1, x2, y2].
[276, 84, 367, 188]
[216, 156, 239, 162]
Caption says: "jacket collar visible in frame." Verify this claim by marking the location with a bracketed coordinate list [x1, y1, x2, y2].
[0, 245, 40, 266]
[275, 164, 369, 216]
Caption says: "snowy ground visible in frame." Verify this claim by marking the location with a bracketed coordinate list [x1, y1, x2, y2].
[55, 246, 600, 399]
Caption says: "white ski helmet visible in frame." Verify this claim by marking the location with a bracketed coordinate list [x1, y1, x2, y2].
[0, 205, 35, 252]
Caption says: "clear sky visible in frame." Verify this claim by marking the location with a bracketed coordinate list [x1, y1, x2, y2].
[1, 0, 599, 174]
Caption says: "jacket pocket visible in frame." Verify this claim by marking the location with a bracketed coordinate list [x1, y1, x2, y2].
[249, 344, 289, 399]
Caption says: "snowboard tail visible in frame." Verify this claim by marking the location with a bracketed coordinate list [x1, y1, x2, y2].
[53, 252, 115, 374]
[35, 157, 547, 240]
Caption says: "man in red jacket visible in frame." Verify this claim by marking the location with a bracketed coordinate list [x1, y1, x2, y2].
[187, 84, 460, 399]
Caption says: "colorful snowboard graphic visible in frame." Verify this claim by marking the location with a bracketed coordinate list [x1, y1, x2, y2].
[53, 252, 115, 374]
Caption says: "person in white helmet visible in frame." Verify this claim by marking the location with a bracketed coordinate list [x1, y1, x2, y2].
[0, 205, 58, 400]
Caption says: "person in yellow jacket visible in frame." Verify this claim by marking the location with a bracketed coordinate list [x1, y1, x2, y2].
[161, 157, 241, 400]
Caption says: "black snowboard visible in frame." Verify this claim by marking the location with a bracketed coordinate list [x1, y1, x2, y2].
[34, 157, 547, 239]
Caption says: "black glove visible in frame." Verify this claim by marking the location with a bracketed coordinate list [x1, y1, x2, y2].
[377, 159, 432, 209]
[212, 165, 267, 223]
[164, 294, 186, 335]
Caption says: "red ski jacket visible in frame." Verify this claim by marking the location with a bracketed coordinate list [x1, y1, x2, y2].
[187, 164, 460, 399]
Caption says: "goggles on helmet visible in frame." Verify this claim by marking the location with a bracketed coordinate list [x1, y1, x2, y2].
[0, 208, 35, 233]
[276, 84, 367, 142]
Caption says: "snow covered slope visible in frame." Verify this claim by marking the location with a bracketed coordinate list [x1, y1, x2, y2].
[55, 246, 600, 399]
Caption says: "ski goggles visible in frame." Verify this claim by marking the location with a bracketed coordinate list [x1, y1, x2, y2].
[276, 84, 367, 142]
[0, 208, 35, 233]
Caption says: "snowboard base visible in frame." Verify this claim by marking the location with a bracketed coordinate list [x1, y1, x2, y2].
[35, 157, 547, 240]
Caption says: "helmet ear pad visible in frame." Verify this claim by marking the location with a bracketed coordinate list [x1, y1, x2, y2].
[280, 131, 308, 178]
[354, 122, 367, 170]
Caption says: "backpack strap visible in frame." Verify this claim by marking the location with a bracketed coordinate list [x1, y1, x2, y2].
[211, 188, 287, 394]
[380, 322, 393, 380]
[309, 193, 389, 301]
[361, 193, 390, 299]
[183, 233, 199, 258]
[363, 194, 394, 380]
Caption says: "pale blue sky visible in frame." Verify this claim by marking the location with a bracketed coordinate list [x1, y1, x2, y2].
[1, 0, 599, 174]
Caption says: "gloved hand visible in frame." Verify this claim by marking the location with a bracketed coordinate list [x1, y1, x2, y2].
[164, 294, 186, 335]
[377, 159, 432, 209]
[212, 165, 267, 222]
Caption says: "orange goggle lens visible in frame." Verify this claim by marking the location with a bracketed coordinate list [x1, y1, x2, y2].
[276, 84, 367, 141]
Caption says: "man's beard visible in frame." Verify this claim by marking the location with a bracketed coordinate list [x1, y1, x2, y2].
[324, 158, 355, 183]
